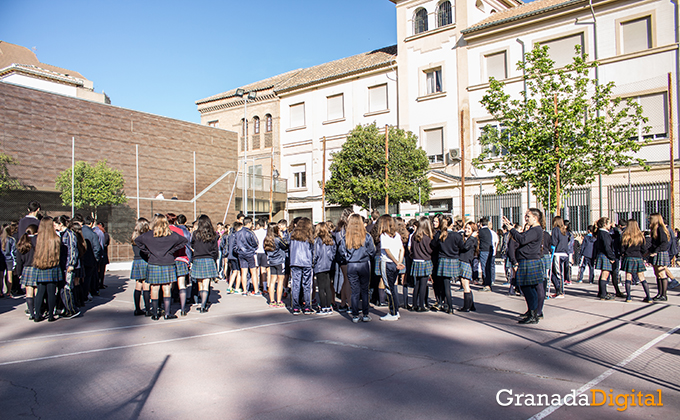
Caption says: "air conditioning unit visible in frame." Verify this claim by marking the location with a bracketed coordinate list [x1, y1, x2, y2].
[447, 148, 461, 163]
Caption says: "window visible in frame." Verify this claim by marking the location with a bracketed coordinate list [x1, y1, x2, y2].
[207, 120, 219, 128]
[542, 33, 584, 68]
[253, 116, 260, 134]
[266, 114, 273, 132]
[485, 51, 507, 81]
[424, 128, 444, 164]
[292, 164, 307, 189]
[609, 182, 670, 230]
[626, 92, 668, 140]
[426, 69, 443, 94]
[414, 8, 428, 34]
[368, 84, 388, 112]
[327, 94, 344, 121]
[479, 123, 509, 158]
[290, 103, 305, 128]
[437, 1, 453, 27]
[622, 17, 651, 54]
[248, 165, 263, 190]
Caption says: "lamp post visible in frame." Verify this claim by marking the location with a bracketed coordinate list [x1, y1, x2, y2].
[270, 168, 279, 222]
[235, 88, 257, 216]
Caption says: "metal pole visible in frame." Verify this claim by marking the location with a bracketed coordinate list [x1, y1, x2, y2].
[269, 151, 274, 223]
[554, 94, 561, 217]
[385, 125, 389, 214]
[71, 137, 75, 217]
[548, 175, 551, 220]
[460, 110, 465, 221]
[136, 144, 139, 219]
[479, 182, 483, 220]
[243, 97, 248, 217]
[669, 72, 676, 230]
[322, 136, 327, 222]
[588, 0, 603, 218]
[628, 167, 632, 220]
[193, 151, 197, 220]
[223, 170, 240, 224]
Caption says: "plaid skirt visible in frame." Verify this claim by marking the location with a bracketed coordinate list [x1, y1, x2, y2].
[374, 256, 381, 276]
[437, 257, 460, 279]
[130, 258, 148, 281]
[595, 254, 613, 272]
[410, 260, 433, 277]
[651, 251, 670, 267]
[621, 257, 646, 274]
[175, 260, 190, 277]
[542, 254, 551, 279]
[146, 264, 177, 285]
[191, 258, 218, 280]
[517, 259, 544, 286]
[459, 261, 472, 280]
[20, 266, 38, 287]
[35, 266, 63, 283]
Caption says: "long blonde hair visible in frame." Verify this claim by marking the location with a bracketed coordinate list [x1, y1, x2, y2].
[152, 214, 172, 237]
[34, 217, 61, 269]
[622, 219, 644, 247]
[649, 213, 669, 241]
[345, 214, 367, 250]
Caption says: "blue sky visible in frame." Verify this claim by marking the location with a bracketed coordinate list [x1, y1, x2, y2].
[0, 0, 398, 123]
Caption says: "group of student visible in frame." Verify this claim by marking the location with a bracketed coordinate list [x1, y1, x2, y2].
[2, 201, 111, 322]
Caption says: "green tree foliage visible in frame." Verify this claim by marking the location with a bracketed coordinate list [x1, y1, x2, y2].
[55, 160, 127, 217]
[0, 152, 24, 193]
[473, 44, 649, 213]
[325, 123, 431, 209]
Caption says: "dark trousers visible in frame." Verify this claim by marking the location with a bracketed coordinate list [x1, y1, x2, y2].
[520, 284, 538, 311]
[35, 281, 57, 319]
[414, 276, 429, 309]
[83, 264, 97, 296]
[479, 251, 495, 288]
[316, 271, 333, 308]
[290, 266, 312, 310]
[348, 261, 370, 316]
[380, 260, 400, 316]
[578, 257, 594, 283]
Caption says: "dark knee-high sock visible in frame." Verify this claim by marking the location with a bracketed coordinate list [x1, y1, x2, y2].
[143, 290, 151, 311]
[152, 299, 159, 316]
[164, 297, 171, 315]
[46, 283, 57, 318]
[35, 284, 46, 317]
[469, 291, 476, 311]
[661, 278, 668, 298]
[200, 290, 208, 309]
[378, 288, 386, 304]
[641, 281, 650, 299]
[536, 281, 546, 316]
[26, 297, 34, 318]
[625, 280, 631, 300]
[179, 288, 186, 312]
[134, 290, 142, 311]
[598, 279, 607, 297]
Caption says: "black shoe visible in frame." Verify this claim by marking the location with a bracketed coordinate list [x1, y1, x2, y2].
[599, 294, 613, 301]
[457, 307, 470, 312]
[34, 316, 43, 323]
[151, 314, 160, 321]
[134, 309, 145, 316]
[642, 297, 651, 303]
[615, 293, 625, 298]
[164, 314, 178, 320]
[199, 307, 208, 313]
[519, 310, 538, 324]
[48, 317, 56, 322]
[415, 307, 428, 312]
[180, 310, 187, 316]
[145, 310, 153, 317]
[537, 313, 544, 319]
[653, 296, 667, 302]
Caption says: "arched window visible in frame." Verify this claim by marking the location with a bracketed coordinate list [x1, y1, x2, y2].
[253, 116, 260, 134]
[414, 8, 428, 34]
[437, 1, 453, 27]
[266, 114, 273, 132]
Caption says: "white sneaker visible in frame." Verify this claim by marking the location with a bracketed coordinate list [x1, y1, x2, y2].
[362, 315, 372, 322]
[380, 313, 399, 321]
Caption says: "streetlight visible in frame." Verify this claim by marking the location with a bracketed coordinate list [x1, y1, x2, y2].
[235, 88, 257, 216]
[270, 168, 279, 222]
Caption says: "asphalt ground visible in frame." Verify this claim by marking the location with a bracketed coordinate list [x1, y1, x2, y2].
[0, 267, 679, 420]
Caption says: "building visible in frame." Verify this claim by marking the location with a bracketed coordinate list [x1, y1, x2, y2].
[0, 40, 110, 104]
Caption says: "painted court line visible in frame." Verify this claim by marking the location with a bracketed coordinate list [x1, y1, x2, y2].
[528, 323, 680, 420]
[0, 316, 319, 367]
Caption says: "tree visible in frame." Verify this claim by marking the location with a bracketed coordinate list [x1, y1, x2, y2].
[55, 160, 127, 217]
[0, 152, 24, 193]
[473, 44, 649, 214]
[325, 123, 431, 209]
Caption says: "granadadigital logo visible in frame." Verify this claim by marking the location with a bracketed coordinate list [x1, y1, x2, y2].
[496, 389, 663, 411]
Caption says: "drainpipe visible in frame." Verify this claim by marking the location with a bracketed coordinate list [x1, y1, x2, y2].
[588, 0, 604, 218]
[517, 38, 529, 211]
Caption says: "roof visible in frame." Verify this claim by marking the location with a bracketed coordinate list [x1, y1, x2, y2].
[0, 63, 85, 86]
[196, 45, 397, 105]
[462, 0, 584, 35]
[0, 40, 87, 80]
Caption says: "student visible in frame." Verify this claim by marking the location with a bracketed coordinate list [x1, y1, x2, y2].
[432, 217, 462, 314]
[577, 225, 596, 284]
[54, 215, 80, 319]
[236, 217, 261, 296]
[130, 218, 151, 316]
[168, 214, 192, 314]
[477, 217, 495, 292]
[253, 219, 269, 294]
[594, 217, 616, 300]
[649, 213, 671, 301]
[135, 214, 188, 320]
[1, 225, 17, 298]
[551, 216, 569, 299]
[395, 218, 411, 309]
[457, 221, 479, 312]
[16, 225, 38, 320]
[621, 219, 651, 303]
[338, 214, 376, 323]
[377, 215, 404, 320]
[506, 224, 521, 296]
[226, 222, 243, 293]
[409, 217, 434, 312]
[32, 217, 64, 322]
[313, 222, 337, 315]
[503, 209, 545, 325]
[289, 217, 315, 315]
[333, 209, 354, 312]
[190, 215, 219, 313]
[264, 223, 288, 307]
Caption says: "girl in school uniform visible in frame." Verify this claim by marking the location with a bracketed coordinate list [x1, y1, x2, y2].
[130, 218, 150, 316]
[1, 225, 17, 297]
[377, 215, 404, 320]
[395, 218, 410, 309]
[289, 217, 315, 315]
[334, 208, 354, 313]
[457, 221, 479, 312]
[551, 216, 569, 299]
[226, 222, 242, 294]
[265, 222, 288, 308]
[135, 214, 188, 320]
[409, 216, 434, 312]
[32, 217, 64, 322]
[594, 217, 616, 300]
[620, 219, 651, 303]
[190, 215, 219, 314]
[433, 217, 463, 314]
[313, 222, 337, 315]
[338, 214, 376, 323]
[16, 225, 38, 320]
[167, 214, 192, 315]
[649, 213, 671, 301]
[54, 215, 79, 319]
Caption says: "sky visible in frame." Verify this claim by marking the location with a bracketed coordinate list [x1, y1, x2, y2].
[0, 0, 398, 124]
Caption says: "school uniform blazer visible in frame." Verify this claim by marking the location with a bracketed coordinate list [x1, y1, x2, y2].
[313, 237, 337, 273]
[266, 237, 288, 266]
[59, 228, 78, 270]
[227, 232, 239, 260]
[433, 230, 464, 259]
[458, 236, 478, 264]
[236, 228, 258, 258]
[510, 225, 544, 261]
[594, 229, 616, 261]
[134, 231, 188, 266]
[649, 227, 670, 254]
[191, 236, 219, 261]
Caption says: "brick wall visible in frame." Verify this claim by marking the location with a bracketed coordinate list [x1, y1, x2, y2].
[0, 82, 239, 261]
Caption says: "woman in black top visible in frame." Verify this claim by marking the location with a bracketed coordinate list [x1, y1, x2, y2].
[409, 217, 434, 312]
[16, 225, 38, 320]
[130, 218, 150, 316]
[649, 213, 671, 301]
[551, 216, 569, 298]
[503, 208, 544, 325]
[505, 224, 520, 296]
[433, 217, 463, 313]
[457, 221, 479, 312]
[621, 219, 650, 302]
[190, 215, 219, 314]
[594, 217, 616, 300]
